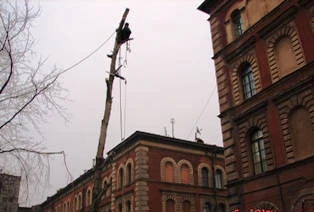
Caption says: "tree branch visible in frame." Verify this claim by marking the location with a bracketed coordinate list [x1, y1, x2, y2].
[0, 147, 63, 155]
[0, 74, 59, 130]
[0, 36, 14, 94]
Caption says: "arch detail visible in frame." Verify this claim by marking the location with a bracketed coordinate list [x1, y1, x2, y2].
[277, 89, 314, 163]
[237, 112, 273, 177]
[177, 159, 194, 185]
[198, 163, 212, 187]
[266, 22, 305, 82]
[231, 53, 260, 105]
[160, 157, 178, 182]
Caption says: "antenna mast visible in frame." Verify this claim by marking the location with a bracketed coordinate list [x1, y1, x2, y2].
[170, 118, 175, 138]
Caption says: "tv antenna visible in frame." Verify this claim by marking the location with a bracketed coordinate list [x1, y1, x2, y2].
[170, 118, 175, 138]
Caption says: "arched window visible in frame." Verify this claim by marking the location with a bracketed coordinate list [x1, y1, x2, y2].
[203, 202, 211, 212]
[126, 163, 132, 185]
[165, 162, 174, 183]
[240, 63, 256, 99]
[231, 9, 243, 37]
[78, 193, 82, 210]
[201, 167, 209, 187]
[126, 200, 131, 212]
[180, 164, 190, 184]
[275, 36, 297, 77]
[86, 188, 92, 206]
[215, 169, 223, 189]
[289, 106, 314, 159]
[74, 196, 78, 211]
[118, 168, 124, 189]
[103, 178, 111, 197]
[251, 129, 267, 174]
[118, 203, 123, 212]
[166, 199, 175, 212]
[182, 200, 191, 212]
[218, 203, 226, 212]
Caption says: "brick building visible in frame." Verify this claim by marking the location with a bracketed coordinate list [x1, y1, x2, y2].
[0, 173, 21, 212]
[41, 131, 227, 212]
[198, 0, 314, 211]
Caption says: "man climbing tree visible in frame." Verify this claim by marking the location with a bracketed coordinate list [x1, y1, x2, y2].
[118, 22, 132, 44]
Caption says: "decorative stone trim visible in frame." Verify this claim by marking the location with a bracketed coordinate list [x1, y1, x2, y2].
[135, 146, 149, 212]
[276, 89, 314, 163]
[210, 16, 224, 54]
[110, 162, 117, 212]
[115, 193, 134, 212]
[291, 186, 314, 212]
[231, 52, 260, 105]
[253, 201, 279, 211]
[266, 21, 305, 83]
[161, 192, 195, 212]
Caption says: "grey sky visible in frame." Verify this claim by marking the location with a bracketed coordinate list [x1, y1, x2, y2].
[26, 0, 221, 206]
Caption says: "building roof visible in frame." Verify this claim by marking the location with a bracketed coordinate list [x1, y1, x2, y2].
[108, 131, 223, 155]
[198, 0, 229, 15]
[41, 131, 223, 207]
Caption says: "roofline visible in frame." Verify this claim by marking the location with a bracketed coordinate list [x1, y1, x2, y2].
[108, 131, 223, 155]
[41, 168, 94, 207]
[197, 0, 211, 14]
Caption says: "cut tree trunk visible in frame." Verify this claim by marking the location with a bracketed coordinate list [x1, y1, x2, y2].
[91, 8, 129, 212]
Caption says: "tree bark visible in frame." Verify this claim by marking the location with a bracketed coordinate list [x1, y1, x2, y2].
[91, 8, 129, 212]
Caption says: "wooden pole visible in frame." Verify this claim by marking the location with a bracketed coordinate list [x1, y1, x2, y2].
[92, 8, 129, 212]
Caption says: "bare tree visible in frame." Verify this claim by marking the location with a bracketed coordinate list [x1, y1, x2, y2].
[0, 0, 70, 205]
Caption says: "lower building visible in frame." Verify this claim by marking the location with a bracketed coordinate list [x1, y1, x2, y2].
[0, 173, 21, 212]
[41, 131, 227, 212]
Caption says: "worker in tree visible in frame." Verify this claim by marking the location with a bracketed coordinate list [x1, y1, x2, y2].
[118, 22, 131, 44]
[107, 23, 132, 58]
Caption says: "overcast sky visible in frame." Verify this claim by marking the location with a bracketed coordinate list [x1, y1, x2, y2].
[24, 0, 221, 206]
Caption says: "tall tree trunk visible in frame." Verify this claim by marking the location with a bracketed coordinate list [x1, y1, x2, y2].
[91, 8, 129, 212]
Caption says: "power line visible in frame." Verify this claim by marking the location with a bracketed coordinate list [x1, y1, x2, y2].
[187, 84, 217, 139]
[3, 31, 117, 100]
[59, 31, 116, 75]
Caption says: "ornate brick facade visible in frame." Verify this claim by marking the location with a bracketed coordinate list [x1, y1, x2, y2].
[40, 132, 227, 212]
[199, 0, 314, 211]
